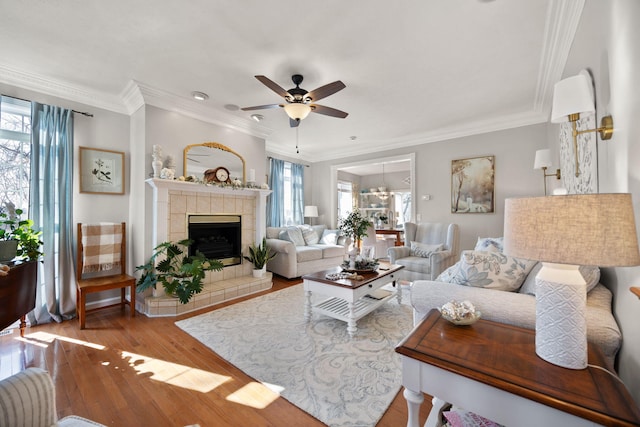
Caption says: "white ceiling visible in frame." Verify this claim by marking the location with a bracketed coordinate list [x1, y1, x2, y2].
[0, 1, 583, 162]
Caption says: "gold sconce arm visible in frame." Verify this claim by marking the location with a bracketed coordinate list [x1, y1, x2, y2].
[541, 166, 561, 195]
[568, 114, 614, 177]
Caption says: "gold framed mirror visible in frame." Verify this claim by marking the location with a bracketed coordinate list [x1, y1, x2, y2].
[183, 142, 246, 182]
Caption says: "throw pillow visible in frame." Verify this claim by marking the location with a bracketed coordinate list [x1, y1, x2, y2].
[320, 229, 340, 245]
[278, 227, 306, 246]
[449, 250, 537, 291]
[298, 225, 319, 245]
[443, 409, 504, 427]
[519, 263, 600, 296]
[474, 237, 504, 253]
[410, 241, 444, 258]
[436, 262, 461, 283]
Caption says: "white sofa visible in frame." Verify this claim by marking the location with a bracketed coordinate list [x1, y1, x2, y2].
[265, 225, 349, 279]
[0, 367, 105, 426]
[410, 244, 622, 367]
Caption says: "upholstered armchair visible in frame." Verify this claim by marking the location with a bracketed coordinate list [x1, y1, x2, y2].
[387, 222, 459, 281]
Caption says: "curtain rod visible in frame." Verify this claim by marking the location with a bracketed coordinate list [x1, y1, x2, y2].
[1, 93, 94, 117]
[268, 156, 310, 167]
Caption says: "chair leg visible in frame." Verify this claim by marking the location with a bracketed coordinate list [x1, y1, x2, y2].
[79, 290, 86, 329]
[130, 284, 136, 318]
[121, 288, 126, 312]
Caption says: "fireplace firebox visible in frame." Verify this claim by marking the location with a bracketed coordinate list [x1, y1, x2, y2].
[188, 215, 241, 266]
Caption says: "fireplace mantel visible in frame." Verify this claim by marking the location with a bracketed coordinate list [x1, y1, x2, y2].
[140, 178, 274, 317]
[146, 178, 271, 248]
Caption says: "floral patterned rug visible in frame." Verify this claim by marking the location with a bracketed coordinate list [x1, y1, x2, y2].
[175, 284, 413, 427]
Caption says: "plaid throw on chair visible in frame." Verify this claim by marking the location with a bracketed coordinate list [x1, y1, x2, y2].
[81, 223, 123, 273]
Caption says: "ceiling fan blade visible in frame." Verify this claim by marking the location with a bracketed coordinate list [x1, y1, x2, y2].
[255, 75, 291, 98]
[306, 81, 346, 102]
[240, 104, 282, 111]
[310, 104, 349, 118]
[290, 118, 301, 128]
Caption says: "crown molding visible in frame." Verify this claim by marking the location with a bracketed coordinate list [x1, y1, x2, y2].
[533, 0, 585, 116]
[0, 64, 129, 114]
[278, 109, 548, 163]
[132, 82, 272, 139]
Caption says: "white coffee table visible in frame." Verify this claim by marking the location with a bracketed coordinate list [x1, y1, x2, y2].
[302, 264, 404, 337]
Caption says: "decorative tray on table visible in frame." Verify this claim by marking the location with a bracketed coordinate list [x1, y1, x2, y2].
[341, 257, 379, 274]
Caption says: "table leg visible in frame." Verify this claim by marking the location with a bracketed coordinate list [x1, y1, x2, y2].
[304, 289, 312, 321]
[395, 280, 403, 304]
[403, 387, 424, 427]
[347, 301, 357, 337]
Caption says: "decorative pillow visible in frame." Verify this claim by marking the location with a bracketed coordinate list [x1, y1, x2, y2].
[474, 237, 504, 253]
[298, 225, 319, 245]
[449, 250, 537, 291]
[436, 262, 461, 283]
[278, 227, 306, 246]
[320, 229, 340, 245]
[519, 263, 600, 296]
[410, 242, 444, 258]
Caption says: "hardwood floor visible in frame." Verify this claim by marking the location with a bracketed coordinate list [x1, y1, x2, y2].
[0, 275, 432, 426]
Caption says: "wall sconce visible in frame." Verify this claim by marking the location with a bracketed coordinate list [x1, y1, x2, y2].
[533, 149, 561, 195]
[550, 70, 614, 177]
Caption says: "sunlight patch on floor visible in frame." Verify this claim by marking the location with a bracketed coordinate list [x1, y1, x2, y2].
[226, 381, 281, 408]
[121, 350, 231, 393]
[17, 331, 106, 350]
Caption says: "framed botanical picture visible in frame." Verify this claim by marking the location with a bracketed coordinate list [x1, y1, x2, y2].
[559, 114, 598, 194]
[79, 147, 125, 195]
[451, 155, 495, 213]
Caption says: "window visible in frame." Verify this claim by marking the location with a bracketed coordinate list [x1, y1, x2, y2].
[0, 96, 31, 216]
[337, 180, 353, 220]
[283, 162, 293, 225]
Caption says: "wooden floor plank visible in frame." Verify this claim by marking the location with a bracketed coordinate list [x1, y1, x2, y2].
[0, 275, 431, 426]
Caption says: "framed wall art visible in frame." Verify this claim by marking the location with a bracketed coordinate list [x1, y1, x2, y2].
[79, 147, 125, 195]
[451, 155, 495, 213]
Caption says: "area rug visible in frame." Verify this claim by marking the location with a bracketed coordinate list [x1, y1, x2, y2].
[175, 284, 414, 427]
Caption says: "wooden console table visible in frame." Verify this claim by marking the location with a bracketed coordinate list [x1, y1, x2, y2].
[375, 228, 403, 246]
[396, 309, 640, 427]
[0, 260, 38, 337]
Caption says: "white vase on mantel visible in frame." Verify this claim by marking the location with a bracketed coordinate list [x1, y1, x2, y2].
[252, 266, 266, 278]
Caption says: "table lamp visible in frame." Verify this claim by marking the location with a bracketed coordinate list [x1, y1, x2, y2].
[304, 205, 318, 225]
[503, 193, 640, 369]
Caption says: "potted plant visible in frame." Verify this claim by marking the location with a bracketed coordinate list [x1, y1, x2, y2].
[0, 208, 44, 262]
[338, 210, 373, 253]
[243, 237, 276, 278]
[135, 239, 224, 304]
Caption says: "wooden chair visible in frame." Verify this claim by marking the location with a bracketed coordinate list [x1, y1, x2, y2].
[76, 222, 135, 329]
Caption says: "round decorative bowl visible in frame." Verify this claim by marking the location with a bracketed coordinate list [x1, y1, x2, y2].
[441, 310, 482, 326]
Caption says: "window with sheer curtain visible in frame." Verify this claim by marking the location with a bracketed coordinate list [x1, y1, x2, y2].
[267, 158, 304, 227]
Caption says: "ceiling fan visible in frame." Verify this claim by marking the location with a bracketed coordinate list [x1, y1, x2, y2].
[241, 74, 348, 127]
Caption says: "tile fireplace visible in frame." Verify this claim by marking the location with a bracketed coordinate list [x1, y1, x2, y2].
[139, 178, 273, 316]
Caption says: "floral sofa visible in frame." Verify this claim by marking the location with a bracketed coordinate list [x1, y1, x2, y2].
[409, 237, 622, 367]
[265, 225, 349, 279]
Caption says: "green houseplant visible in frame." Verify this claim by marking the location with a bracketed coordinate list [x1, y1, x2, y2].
[338, 210, 373, 252]
[135, 239, 224, 304]
[0, 208, 44, 262]
[243, 237, 276, 278]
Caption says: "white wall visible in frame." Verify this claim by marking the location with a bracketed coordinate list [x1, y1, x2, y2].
[560, 0, 640, 402]
[312, 123, 548, 254]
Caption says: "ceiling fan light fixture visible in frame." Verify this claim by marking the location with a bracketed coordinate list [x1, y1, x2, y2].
[284, 103, 312, 121]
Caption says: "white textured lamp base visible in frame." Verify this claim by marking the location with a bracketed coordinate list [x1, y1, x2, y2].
[535, 263, 587, 370]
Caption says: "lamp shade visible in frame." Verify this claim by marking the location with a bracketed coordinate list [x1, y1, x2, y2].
[533, 149, 552, 170]
[550, 73, 595, 123]
[284, 103, 312, 121]
[503, 193, 640, 267]
[304, 205, 318, 218]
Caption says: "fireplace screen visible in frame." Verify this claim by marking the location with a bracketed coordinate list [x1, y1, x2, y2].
[188, 215, 241, 266]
